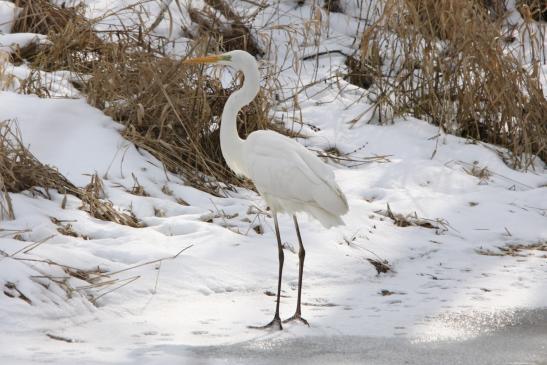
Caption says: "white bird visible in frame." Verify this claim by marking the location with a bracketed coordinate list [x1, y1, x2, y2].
[184, 50, 349, 330]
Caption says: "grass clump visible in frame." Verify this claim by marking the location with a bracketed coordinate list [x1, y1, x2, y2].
[348, 0, 547, 168]
[12, 0, 278, 196]
[0, 121, 140, 227]
[189, 0, 264, 56]
[13, 0, 85, 34]
[517, 0, 547, 21]
[84, 41, 274, 195]
[12, 0, 102, 73]
[0, 121, 77, 219]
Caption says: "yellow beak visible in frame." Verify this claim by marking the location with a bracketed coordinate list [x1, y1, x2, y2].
[183, 55, 222, 64]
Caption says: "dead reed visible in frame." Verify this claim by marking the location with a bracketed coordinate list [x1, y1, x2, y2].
[84, 41, 273, 194]
[0, 121, 77, 219]
[0, 121, 140, 226]
[323, 0, 344, 13]
[12, 0, 102, 72]
[517, 0, 547, 21]
[12, 0, 278, 195]
[348, 0, 547, 168]
[190, 0, 264, 56]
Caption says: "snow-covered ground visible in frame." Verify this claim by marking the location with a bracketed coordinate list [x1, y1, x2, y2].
[0, 0, 546, 363]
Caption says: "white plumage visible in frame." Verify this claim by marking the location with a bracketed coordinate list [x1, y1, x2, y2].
[244, 130, 348, 227]
[184, 50, 348, 330]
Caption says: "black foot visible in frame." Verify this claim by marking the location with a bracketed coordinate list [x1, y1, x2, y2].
[283, 313, 310, 326]
[248, 317, 283, 330]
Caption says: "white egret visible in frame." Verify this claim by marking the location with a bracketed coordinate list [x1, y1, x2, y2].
[184, 50, 348, 330]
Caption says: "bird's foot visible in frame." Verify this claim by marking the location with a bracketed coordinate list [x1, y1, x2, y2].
[282, 313, 309, 326]
[248, 316, 283, 330]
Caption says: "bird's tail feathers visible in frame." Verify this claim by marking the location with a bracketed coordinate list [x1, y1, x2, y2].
[312, 183, 349, 216]
[307, 205, 345, 228]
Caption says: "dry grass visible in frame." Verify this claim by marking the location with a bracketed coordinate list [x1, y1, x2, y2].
[0, 121, 140, 226]
[375, 203, 448, 233]
[12, 0, 102, 73]
[3, 281, 32, 304]
[189, 0, 264, 56]
[13, 0, 85, 34]
[476, 241, 547, 256]
[84, 42, 275, 194]
[463, 162, 492, 184]
[0, 121, 78, 219]
[12, 0, 280, 196]
[348, 0, 547, 168]
[324, 0, 344, 13]
[366, 258, 393, 275]
[80, 173, 141, 227]
[517, 0, 547, 21]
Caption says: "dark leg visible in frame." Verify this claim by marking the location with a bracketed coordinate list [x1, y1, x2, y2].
[248, 212, 284, 330]
[283, 215, 309, 326]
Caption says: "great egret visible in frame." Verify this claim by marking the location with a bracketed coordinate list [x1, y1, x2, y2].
[184, 50, 349, 330]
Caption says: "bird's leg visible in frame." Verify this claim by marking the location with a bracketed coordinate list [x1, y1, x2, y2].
[283, 215, 309, 326]
[248, 212, 284, 330]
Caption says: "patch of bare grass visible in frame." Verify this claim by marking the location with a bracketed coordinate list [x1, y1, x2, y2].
[84, 43, 276, 194]
[348, 0, 547, 168]
[463, 162, 492, 184]
[80, 173, 141, 227]
[189, 0, 263, 56]
[324, 0, 344, 13]
[375, 203, 448, 233]
[12, 0, 102, 73]
[517, 0, 547, 21]
[367, 258, 393, 275]
[0, 121, 77, 219]
[476, 241, 547, 256]
[51, 217, 89, 239]
[0, 121, 140, 227]
[13, 0, 281, 196]
[3, 281, 32, 304]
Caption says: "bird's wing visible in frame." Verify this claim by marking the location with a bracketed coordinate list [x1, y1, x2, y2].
[244, 131, 348, 215]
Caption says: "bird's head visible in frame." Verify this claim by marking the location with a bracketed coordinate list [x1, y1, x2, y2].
[183, 50, 257, 70]
[183, 50, 261, 103]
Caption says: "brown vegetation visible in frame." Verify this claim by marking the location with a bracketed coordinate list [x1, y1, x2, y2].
[0, 121, 140, 226]
[348, 0, 547, 168]
[12, 0, 102, 72]
[84, 42, 273, 194]
[12, 0, 278, 196]
[517, 0, 547, 21]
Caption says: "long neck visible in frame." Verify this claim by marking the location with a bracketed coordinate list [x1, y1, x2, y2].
[220, 58, 260, 175]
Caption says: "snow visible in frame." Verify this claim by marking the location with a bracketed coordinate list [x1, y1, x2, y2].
[0, 0, 546, 363]
[0, 33, 49, 54]
[0, 92, 154, 186]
